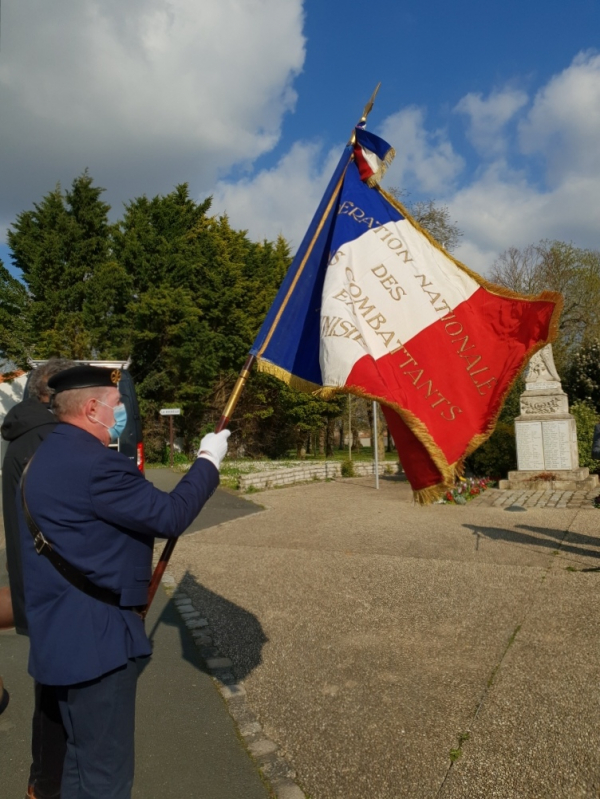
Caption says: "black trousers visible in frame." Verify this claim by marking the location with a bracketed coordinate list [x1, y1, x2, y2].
[30, 681, 67, 799]
[56, 659, 141, 799]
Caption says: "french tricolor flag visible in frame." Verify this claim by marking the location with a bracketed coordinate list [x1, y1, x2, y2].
[353, 126, 395, 187]
[251, 128, 562, 501]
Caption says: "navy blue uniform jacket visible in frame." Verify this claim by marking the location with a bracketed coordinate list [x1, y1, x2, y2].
[19, 423, 219, 686]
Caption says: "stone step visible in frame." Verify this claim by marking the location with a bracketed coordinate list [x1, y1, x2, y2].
[506, 467, 594, 482]
[498, 475, 599, 491]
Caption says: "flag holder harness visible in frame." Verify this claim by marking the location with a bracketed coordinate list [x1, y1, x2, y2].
[20, 457, 131, 610]
[143, 85, 382, 617]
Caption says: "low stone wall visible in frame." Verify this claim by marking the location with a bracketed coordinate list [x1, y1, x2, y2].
[238, 460, 397, 491]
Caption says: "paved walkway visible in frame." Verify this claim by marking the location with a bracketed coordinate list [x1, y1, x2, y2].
[163, 475, 600, 799]
[470, 486, 599, 509]
[4, 470, 600, 798]
[0, 474, 272, 799]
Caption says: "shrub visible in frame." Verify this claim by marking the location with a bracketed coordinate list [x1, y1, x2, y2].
[162, 448, 189, 466]
[466, 422, 516, 480]
[570, 400, 600, 472]
[340, 459, 355, 477]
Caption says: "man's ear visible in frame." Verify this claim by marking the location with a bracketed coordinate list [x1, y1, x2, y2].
[84, 396, 98, 418]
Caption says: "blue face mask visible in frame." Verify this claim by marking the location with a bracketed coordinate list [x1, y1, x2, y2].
[94, 400, 128, 443]
[109, 404, 128, 442]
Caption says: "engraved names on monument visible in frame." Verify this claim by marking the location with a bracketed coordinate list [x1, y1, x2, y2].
[516, 422, 544, 470]
[514, 344, 578, 472]
[542, 420, 573, 470]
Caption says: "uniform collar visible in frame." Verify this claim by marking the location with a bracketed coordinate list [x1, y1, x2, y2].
[54, 422, 106, 447]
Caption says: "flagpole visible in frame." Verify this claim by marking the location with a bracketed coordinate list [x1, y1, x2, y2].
[143, 84, 382, 615]
[256, 82, 382, 360]
[143, 356, 255, 616]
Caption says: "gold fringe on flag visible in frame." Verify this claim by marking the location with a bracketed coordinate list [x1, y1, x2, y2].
[377, 183, 564, 480]
[413, 484, 446, 506]
[256, 359, 323, 395]
[316, 382, 460, 500]
[256, 183, 564, 506]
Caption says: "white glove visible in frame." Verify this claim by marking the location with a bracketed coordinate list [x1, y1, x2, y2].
[197, 430, 230, 471]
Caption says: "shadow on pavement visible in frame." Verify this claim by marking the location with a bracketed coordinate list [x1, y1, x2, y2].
[147, 570, 268, 682]
[144, 469, 263, 536]
[463, 522, 600, 560]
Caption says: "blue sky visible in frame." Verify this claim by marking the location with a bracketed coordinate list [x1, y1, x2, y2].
[2, 0, 600, 279]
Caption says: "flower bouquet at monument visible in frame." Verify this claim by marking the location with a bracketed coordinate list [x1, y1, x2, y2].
[442, 477, 494, 504]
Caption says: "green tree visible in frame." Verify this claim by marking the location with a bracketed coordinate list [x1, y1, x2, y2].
[83, 260, 134, 359]
[0, 262, 31, 367]
[490, 241, 600, 373]
[570, 400, 600, 472]
[386, 188, 463, 252]
[7, 172, 114, 358]
[563, 339, 600, 411]
[466, 422, 516, 480]
[113, 184, 293, 452]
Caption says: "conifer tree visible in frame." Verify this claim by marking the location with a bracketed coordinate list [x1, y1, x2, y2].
[0, 261, 31, 367]
[7, 172, 114, 358]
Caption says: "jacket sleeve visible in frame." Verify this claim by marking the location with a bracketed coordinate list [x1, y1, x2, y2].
[89, 451, 219, 538]
[592, 423, 600, 460]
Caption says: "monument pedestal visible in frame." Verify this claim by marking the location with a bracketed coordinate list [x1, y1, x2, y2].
[498, 468, 598, 491]
[500, 344, 598, 491]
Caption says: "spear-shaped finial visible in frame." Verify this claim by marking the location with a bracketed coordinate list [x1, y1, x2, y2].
[350, 82, 381, 144]
[359, 82, 381, 125]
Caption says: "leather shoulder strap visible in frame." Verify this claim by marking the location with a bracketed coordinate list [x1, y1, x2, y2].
[20, 457, 122, 608]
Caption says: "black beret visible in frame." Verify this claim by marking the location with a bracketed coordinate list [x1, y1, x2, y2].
[47, 365, 121, 394]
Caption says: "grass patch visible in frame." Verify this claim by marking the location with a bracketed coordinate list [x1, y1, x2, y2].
[449, 732, 471, 762]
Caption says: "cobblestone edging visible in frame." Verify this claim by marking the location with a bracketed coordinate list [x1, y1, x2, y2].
[468, 487, 599, 509]
[239, 460, 397, 491]
[160, 572, 306, 799]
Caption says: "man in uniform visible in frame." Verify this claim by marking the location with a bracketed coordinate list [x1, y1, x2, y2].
[2, 357, 75, 799]
[19, 365, 229, 799]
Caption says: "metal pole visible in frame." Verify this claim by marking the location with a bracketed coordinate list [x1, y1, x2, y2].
[169, 416, 174, 469]
[373, 401, 379, 489]
[348, 395, 352, 460]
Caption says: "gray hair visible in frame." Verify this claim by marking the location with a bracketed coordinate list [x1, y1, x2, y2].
[53, 386, 112, 421]
[28, 358, 77, 401]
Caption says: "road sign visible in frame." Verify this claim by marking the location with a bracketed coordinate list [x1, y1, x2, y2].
[159, 408, 181, 416]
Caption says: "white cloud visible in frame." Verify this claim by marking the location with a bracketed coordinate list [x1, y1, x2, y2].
[377, 107, 464, 194]
[449, 52, 600, 273]
[212, 142, 342, 250]
[455, 88, 528, 156]
[519, 51, 600, 186]
[449, 167, 600, 274]
[210, 49, 600, 274]
[0, 0, 305, 230]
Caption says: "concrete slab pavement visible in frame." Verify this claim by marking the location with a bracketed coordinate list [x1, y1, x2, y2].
[0, 472, 270, 799]
[440, 568, 600, 799]
[164, 475, 600, 799]
[0, 584, 271, 799]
